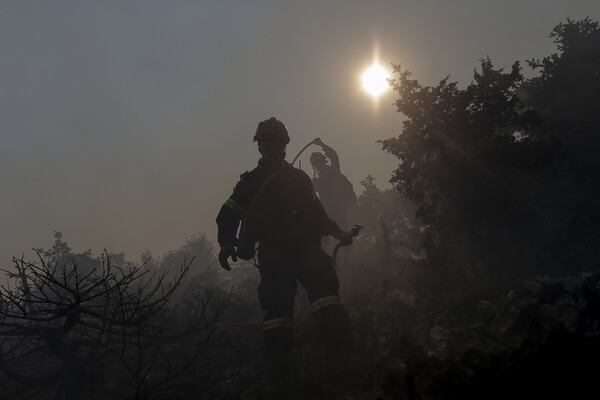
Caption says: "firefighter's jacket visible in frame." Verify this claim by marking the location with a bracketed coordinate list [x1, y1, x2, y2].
[216, 158, 340, 252]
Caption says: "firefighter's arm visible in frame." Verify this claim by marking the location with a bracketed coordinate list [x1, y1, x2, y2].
[330, 225, 353, 246]
[313, 137, 341, 173]
[216, 202, 241, 271]
[216, 175, 251, 270]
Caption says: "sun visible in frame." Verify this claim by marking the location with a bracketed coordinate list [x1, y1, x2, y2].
[361, 63, 390, 98]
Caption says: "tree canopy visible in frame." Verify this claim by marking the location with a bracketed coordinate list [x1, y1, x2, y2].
[381, 18, 600, 289]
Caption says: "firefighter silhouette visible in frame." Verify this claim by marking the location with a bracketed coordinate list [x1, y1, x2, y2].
[216, 117, 354, 392]
[309, 138, 357, 231]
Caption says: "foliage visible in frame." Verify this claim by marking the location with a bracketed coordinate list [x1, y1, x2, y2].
[0, 237, 230, 400]
[522, 17, 600, 270]
[380, 18, 600, 289]
[140, 233, 217, 276]
[348, 175, 422, 248]
[139, 233, 260, 311]
[140, 233, 226, 303]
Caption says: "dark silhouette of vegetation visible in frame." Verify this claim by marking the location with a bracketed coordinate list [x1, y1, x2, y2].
[0, 234, 230, 400]
[380, 18, 600, 294]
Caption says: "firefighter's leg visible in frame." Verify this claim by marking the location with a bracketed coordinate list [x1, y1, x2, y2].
[257, 258, 297, 384]
[297, 247, 353, 372]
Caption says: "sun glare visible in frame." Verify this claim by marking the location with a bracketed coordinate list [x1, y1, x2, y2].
[361, 63, 390, 98]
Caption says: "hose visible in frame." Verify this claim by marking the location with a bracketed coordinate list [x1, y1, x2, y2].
[291, 139, 316, 167]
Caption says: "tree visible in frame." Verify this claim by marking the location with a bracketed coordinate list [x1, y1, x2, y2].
[523, 17, 600, 271]
[0, 243, 229, 400]
[380, 18, 600, 290]
[140, 233, 225, 301]
[347, 175, 422, 257]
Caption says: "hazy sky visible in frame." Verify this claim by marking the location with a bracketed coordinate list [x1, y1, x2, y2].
[1, 1, 599, 266]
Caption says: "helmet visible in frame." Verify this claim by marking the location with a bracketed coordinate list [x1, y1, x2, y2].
[310, 151, 327, 165]
[254, 117, 290, 143]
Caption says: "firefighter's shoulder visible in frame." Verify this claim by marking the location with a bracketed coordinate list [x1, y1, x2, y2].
[239, 170, 251, 182]
[233, 167, 261, 192]
[241, 165, 264, 182]
[287, 164, 312, 183]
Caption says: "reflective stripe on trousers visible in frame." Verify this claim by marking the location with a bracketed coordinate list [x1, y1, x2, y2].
[263, 317, 293, 331]
[310, 295, 341, 313]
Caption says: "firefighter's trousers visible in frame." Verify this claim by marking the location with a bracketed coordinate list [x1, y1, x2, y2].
[257, 244, 353, 382]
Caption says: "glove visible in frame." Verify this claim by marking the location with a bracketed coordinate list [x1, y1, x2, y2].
[332, 230, 353, 246]
[218, 245, 237, 271]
